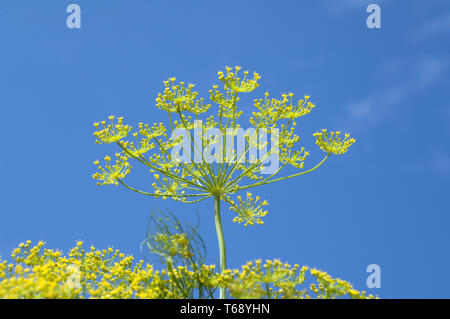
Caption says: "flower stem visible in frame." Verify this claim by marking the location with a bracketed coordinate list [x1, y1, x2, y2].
[214, 195, 227, 299]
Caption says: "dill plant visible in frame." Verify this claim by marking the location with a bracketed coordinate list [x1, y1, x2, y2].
[0, 241, 373, 299]
[92, 66, 355, 298]
[141, 209, 215, 298]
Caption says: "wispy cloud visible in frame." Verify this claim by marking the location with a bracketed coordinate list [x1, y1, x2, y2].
[347, 2, 450, 129]
[345, 56, 450, 175]
[404, 147, 450, 175]
[344, 56, 448, 130]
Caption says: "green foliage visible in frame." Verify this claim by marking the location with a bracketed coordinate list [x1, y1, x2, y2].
[141, 209, 214, 298]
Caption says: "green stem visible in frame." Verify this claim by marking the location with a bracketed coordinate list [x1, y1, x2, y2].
[214, 195, 227, 299]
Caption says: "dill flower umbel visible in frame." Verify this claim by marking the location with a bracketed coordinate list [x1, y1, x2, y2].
[226, 193, 268, 227]
[218, 66, 261, 93]
[93, 116, 132, 144]
[313, 129, 356, 155]
[92, 66, 356, 298]
[92, 153, 131, 186]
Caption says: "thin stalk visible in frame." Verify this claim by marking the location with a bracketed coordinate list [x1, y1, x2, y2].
[214, 195, 227, 299]
[236, 152, 331, 191]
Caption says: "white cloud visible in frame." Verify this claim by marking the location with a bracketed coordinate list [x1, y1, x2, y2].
[344, 56, 448, 130]
[416, 57, 448, 88]
[347, 100, 373, 119]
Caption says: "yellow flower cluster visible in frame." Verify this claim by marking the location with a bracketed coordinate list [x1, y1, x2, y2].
[226, 192, 269, 227]
[91, 66, 356, 233]
[151, 174, 186, 200]
[93, 116, 132, 144]
[250, 92, 315, 129]
[279, 94, 316, 121]
[220, 259, 375, 299]
[280, 147, 309, 169]
[218, 66, 261, 93]
[152, 233, 193, 260]
[308, 268, 372, 299]
[0, 241, 215, 299]
[137, 122, 167, 139]
[121, 134, 155, 158]
[156, 78, 211, 114]
[92, 153, 131, 186]
[313, 129, 356, 155]
[210, 85, 242, 120]
[0, 241, 374, 299]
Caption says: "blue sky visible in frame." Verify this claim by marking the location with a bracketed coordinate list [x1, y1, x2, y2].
[1, 0, 449, 298]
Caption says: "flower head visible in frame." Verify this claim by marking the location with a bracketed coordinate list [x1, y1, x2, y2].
[156, 78, 210, 114]
[313, 130, 355, 155]
[218, 66, 261, 93]
[93, 116, 132, 144]
[92, 153, 131, 185]
[151, 175, 186, 200]
[92, 67, 356, 230]
[227, 193, 268, 227]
